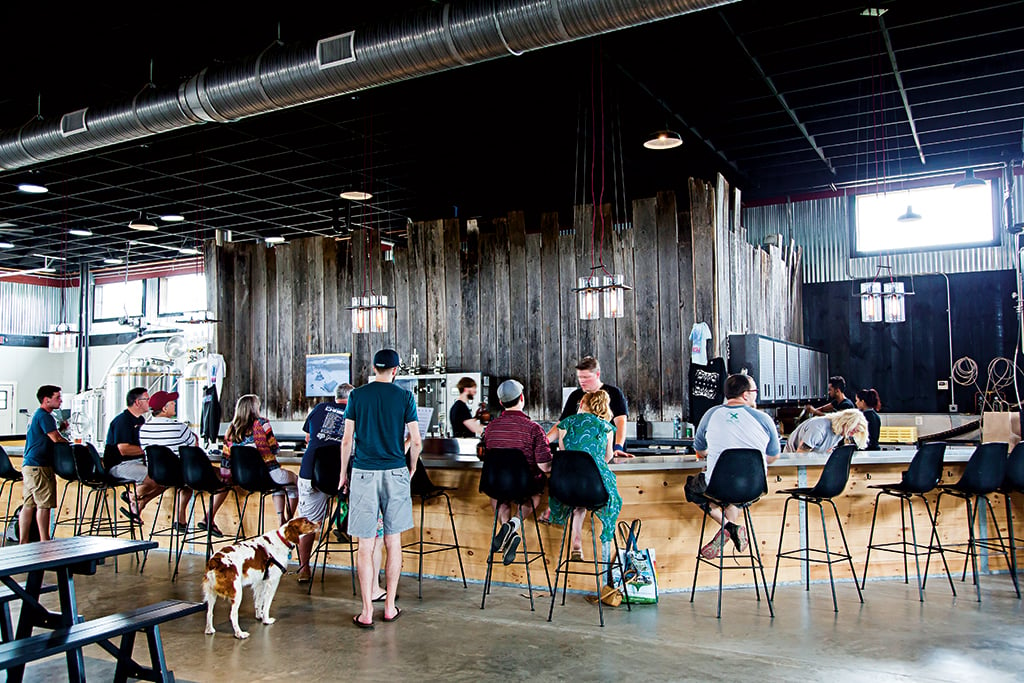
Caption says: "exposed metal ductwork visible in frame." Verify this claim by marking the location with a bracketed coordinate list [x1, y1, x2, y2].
[0, 0, 735, 171]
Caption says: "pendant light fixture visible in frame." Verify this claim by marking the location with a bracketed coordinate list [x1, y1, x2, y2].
[859, 281, 883, 323]
[128, 212, 158, 231]
[859, 264, 910, 324]
[896, 205, 922, 222]
[953, 168, 986, 189]
[642, 129, 682, 150]
[882, 281, 906, 323]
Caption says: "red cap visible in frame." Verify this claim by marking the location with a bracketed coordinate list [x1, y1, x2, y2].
[149, 390, 179, 413]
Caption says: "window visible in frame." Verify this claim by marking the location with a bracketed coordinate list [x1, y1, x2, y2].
[94, 280, 144, 321]
[851, 182, 997, 255]
[158, 273, 207, 316]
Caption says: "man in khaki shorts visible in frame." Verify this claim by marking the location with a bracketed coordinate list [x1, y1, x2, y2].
[20, 385, 69, 543]
[341, 349, 421, 628]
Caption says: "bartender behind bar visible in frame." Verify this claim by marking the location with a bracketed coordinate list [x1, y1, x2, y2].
[547, 356, 629, 454]
[450, 376, 485, 437]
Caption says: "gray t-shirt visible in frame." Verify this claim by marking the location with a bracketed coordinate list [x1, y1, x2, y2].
[784, 416, 842, 453]
[693, 404, 780, 482]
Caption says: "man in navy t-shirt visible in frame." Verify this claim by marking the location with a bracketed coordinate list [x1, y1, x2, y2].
[20, 385, 68, 543]
[342, 349, 420, 627]
[295, 382, 353, 582]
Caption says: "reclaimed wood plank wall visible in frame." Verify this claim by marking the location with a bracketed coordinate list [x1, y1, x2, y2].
[207, 183, 803, 423]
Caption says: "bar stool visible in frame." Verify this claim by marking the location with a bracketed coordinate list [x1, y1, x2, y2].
[306, 445, 357, 596]
[179, 445, 235, 572]
[861, 442, 953, 600]
[930, 441, 1010, 602]
[52, 442, 85, 534]
[0, 447, 22, 547]
[140, 445, 190, 579]
[690, 448, 774, 619]
[230, 445, 285, 541]
[403, 458, 467, 599]
[479, 448, 551, 611]
[995, 442, 1024, 598]
[76, 444, 139, 538]
[770, 445, 863, 612]
[547, 449, 630, 627]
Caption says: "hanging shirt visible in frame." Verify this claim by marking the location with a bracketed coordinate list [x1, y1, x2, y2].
[690, 322, 712, 365]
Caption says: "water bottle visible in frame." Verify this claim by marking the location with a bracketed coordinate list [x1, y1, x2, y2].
[636, 411, 648, 441]
[672, 415, 683, 440]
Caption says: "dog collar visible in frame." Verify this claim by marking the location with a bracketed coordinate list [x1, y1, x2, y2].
[276, 529, 294, 548]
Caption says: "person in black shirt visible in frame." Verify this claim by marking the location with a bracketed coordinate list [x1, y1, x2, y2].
[855, 388, 882, 451]
[546, 356, 630, 454]
[450, 377, 484, 437]
[805, 375, 856, 417]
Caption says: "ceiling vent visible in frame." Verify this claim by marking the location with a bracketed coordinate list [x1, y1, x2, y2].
[317, 31, 356, 70]
[59, 109, 88, 137]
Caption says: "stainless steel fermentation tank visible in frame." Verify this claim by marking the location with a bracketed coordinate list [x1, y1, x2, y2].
[390, 372, 486, 437]
[104, 358, 182, 424]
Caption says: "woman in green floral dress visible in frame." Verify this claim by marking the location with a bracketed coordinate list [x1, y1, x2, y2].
[548, 390, 623, 560]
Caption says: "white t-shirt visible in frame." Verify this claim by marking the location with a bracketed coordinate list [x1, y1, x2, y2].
[690, 322, 712, 365]
[693, 404, 780, 482]
[139, 416, 198, 454]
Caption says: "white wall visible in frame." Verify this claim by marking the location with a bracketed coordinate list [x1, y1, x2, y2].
[0, 346, 76, 427]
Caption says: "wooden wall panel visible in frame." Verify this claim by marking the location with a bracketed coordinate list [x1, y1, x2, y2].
[210, 187, 805, 422]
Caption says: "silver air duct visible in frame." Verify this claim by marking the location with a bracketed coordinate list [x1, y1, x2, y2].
[0, 0, 735, 170]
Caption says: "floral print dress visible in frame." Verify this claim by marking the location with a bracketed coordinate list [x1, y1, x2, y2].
[548, 412, 621, 542]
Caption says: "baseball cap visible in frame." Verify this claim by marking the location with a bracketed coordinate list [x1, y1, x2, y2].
[149, 390, 179, 413]
[373, 348, 401, 369]
[496, 379, 524, 405]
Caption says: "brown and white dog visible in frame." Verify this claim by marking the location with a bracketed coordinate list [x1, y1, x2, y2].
[203, 517, 318, 639]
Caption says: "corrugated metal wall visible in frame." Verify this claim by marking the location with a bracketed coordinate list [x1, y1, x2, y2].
[0, 282, 81, 335]
[743, 179, 1024, 283]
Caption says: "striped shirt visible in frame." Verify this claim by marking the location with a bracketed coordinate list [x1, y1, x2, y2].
[139, 416, 197, 455]
[480, 410, 552, 469]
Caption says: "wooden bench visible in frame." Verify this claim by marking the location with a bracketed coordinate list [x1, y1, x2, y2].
[0, 583, 57, 643]
[0, 599, 203, 682]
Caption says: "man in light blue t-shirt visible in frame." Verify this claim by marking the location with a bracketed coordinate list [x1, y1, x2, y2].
[341, 349, 421, 628]
[688, 374, 780, 560]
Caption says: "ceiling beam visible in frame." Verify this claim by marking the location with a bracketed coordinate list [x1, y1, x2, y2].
[719, 13, 836, 176]
[879, 15, 927, 165]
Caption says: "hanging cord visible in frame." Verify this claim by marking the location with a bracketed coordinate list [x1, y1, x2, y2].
[589, 45, 597, 272]
[597, 45, 609, 277]
[573, 90, 582, 214]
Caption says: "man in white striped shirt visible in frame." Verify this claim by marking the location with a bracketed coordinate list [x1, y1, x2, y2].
[136, 391, 198, 531]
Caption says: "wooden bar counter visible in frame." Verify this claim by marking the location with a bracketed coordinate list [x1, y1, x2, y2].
[2, 443, 1020, 595]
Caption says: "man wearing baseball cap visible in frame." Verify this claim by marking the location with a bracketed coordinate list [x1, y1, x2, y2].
[341, 349, 421, 627]
[479, 379, 552, 565]
[125, 390, 199, 528]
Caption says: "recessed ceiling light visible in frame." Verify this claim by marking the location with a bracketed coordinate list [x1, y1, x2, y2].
[128, 212, 158, 231]
[31, 253, 65, 260]
[177, 247, 201, 255]
[265, 236, 286, 245]
[160, 214, 185, 222]
[340, 190, 373, 201]
[69, 228, 93, 237]
[0, 242, 13, 249]
[102, 257, 123, 265]
[17, 183, 48, 194]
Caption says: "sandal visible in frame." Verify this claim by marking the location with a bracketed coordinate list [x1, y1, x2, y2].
[570, 548, 584, 562]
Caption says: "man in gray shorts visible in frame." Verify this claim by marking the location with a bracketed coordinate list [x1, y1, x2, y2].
[341, 349, 421, 628]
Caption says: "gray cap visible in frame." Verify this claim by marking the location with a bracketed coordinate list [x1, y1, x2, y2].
[497, 379, 524, 405]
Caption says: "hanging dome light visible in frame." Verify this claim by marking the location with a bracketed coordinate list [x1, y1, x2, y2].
[340, 190, 373, 201]
[128, 212, 158, 231]
[897, 205, 922, 223]
[953, 169, 986, 189]
[643, 130, 683, 150]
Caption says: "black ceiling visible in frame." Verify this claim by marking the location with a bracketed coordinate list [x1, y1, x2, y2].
[1, 0, 1022, 272]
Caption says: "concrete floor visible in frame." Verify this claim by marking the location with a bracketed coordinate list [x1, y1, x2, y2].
[14, 551, 1024, 682]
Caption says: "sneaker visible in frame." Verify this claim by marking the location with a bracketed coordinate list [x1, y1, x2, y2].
[501, 534, 521, 565]
[728, 524, 749, 553]
[297, 567, 311, 584]
[491, 517, 521, 554]
[700, 529, 728, 560]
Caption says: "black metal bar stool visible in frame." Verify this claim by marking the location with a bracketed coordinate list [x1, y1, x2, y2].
[178, 445, 235, 574]
[52, 443, 85, 535]
[403, 458, 466, 599]
[0, 447, 22, 546]
[929, 441, 1010, 602]
[995, 442, 1024, 598]
[230, 445, 285, 541]
[140, 446, 190, 579]
[76, 444, 138, 541]
[479, 448, 551, 612]
[306, 445, 357, 596]
[689, 448, 774, 619]
[861, 442, 954, 601]
[546, 449, 630, 627]
[770, 445, 863, 612]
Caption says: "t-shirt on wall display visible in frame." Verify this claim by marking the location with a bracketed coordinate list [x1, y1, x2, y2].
[305, 353, 351, 397]
[690, 322, 712, 365]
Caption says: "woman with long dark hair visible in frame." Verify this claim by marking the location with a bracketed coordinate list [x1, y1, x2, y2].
[855, 388, 882, 451]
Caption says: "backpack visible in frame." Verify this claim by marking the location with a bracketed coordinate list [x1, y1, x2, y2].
[5, 506, 41, 544]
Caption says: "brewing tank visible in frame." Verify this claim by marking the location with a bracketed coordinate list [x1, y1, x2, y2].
[104, 358, 182, 425]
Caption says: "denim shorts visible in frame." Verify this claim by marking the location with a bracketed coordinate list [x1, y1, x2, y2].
[347, 467, 413, 538]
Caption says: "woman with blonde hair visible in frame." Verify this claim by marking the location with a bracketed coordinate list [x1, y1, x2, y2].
[784, 408, 868, 453]
[548, 389, 623, 561]
[222, 394, 299, 525]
